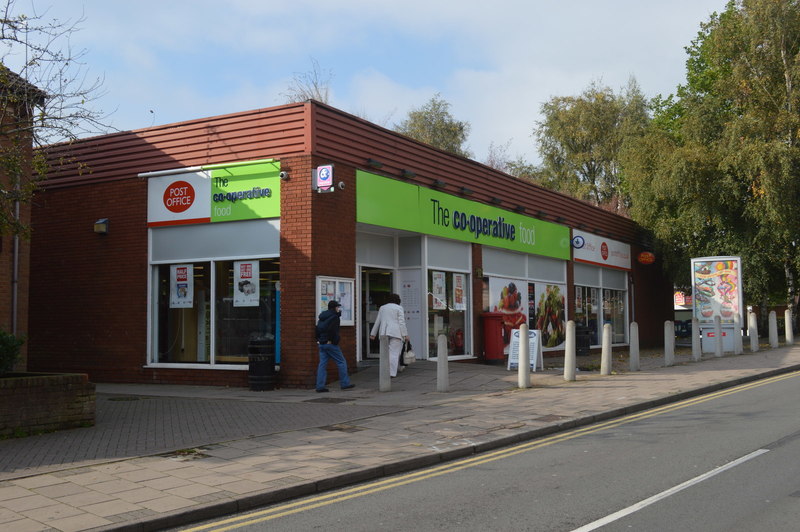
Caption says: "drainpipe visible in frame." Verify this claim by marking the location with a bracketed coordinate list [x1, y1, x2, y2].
[11, 198, 19, 335]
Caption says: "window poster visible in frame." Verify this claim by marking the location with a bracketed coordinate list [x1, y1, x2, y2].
[337, 280, 353, 322]
[233, 260, 259, 307]
[453, 273, 466, 311]
[532, 283, 567, 349]
[488, 277, 527, 354]
[431, 271, 447, 310]
[170, 264, 194, 308]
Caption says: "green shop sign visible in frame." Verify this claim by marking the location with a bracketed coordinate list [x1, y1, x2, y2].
[207, 160, 281, 222]
[356, 171, 570, 259]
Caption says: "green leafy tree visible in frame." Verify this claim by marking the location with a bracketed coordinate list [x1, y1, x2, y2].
[623, 0, 800, 318]
[395, 94, 471, 158]
[534, 78, 649, 213]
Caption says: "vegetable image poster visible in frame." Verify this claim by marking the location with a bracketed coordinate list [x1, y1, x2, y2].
[532, 283, 567, 350]
[691, 257, 742, 325]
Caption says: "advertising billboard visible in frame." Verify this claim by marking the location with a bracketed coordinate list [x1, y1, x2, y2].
[691, 256, 743, 326]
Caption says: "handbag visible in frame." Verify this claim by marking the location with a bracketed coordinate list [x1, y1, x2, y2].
[403, 340, 416, 364]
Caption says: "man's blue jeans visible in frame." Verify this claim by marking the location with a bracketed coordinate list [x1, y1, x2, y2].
[316, 343, 351, 390]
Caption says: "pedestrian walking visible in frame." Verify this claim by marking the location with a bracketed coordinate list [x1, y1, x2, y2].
[315, 300, 355, 392]
[370, 293, 409, 377]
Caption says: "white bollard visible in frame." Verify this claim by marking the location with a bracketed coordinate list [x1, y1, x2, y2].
[733, 314, 743, 355]
[769, 311, 779, 348]
[379, 335, 391, 392]
[664, 320, 675, 366]
[564, 320, 576, 381]
[691, 318, 701, 361]
[436, 334, 449, 392]
[629, 321, 640, 371]
[518, 324, 530, 389]
[748, 312, 759, 352]
[714, 315, 723, 357]
[786, 309, 794, 345]
[600, 323, 612, 375]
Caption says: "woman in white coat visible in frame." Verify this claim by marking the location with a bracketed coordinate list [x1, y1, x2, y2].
[370, 293, 409, 377]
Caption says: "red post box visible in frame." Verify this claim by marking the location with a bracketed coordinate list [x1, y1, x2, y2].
[481, 312, 506, 364]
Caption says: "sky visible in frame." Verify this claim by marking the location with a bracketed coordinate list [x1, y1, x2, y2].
[12, 0, 726, 164]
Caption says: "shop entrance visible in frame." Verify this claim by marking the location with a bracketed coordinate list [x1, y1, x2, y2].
[361, 268, 394, 359]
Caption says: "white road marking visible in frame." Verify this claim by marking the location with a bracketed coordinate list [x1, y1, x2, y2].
[572, 448, 770, 531]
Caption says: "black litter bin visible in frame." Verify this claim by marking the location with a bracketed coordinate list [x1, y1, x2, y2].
[575, 325, 591, 356]
[248, 338, 276, 391]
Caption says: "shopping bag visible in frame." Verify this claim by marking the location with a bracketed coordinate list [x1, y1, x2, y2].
[403, 341, 416, 364]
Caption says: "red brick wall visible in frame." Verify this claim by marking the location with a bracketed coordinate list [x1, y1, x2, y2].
[278, 155, 357, 388]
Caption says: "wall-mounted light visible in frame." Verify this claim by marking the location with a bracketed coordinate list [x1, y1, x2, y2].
[431, 179, 447, 188]
[93, 218, 109, 235]
[366, 158, 383, 169]
[514, 205, 526, 213]
[490, 197, 502, 205]
[578, 223, 586, 230]
[555, 216, 566, 223]
[400, 169, 416, 179]
[536, 210, 548, 218]
[459, 186, 474, 195]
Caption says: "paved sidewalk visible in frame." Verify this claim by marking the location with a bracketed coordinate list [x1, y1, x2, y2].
[2, 344, 800, 531]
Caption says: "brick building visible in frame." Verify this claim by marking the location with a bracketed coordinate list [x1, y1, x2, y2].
[27, 101, 672, 388]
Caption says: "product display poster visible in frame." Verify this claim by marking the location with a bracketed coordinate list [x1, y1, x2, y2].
[531, 283, 567, 350]
[431, 271, 447, 310]
[170, 264, 194, 308]
[233, 260, 259, 307]
[507, 328, 543, 371]
[691, 256, 743, 325]
[489, 277, 527, 354]
[453, 273, 466, 311]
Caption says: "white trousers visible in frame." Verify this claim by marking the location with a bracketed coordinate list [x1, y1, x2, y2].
[386, 336, 404, 377]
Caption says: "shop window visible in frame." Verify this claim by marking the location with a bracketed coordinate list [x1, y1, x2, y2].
[153, 258, 278, 365]
[428, 270, 469, 357]
[155, 262, 211, 363]
[574, 286, 599, 344]
[603, 289, 627, 343]
[214, 259, 279, 364]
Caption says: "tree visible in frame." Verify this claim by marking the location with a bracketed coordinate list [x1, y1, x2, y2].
[622, 0, 800, 318]
[0, 0, 109, 237]
[534, 78, 649, 213]
[280, 57, 332, 104]
[394, 94, 471, 158]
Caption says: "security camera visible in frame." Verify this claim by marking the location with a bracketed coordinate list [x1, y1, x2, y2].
[338, 181, 346, 190]
[279, 171, 289, 181]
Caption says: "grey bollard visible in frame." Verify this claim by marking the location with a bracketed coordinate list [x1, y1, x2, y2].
[748, 311, 759, 352]
[786, 309, 794, 344]
[714, 315, 723, 357]
[629, 321, 640, 371]
[379, 335, 391, 392]
[518, 324, 530, 388]
[691, 318, 701, 361]
[769, 311, 779, 348]
[437, 334, 449, 392]
[664, 320, 675, 366]
[600, 323, 612, 375]
[564, 320, 576, 381]
[733, 314, 743, 355]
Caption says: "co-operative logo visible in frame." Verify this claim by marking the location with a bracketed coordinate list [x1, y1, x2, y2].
[163, 181, 195, 213]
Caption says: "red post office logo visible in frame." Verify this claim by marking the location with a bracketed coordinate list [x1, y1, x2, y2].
[163, 181, 195, 213]
[600, 242, 609, 261]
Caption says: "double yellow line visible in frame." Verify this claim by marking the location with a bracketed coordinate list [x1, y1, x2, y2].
[184, 370, 799, 531]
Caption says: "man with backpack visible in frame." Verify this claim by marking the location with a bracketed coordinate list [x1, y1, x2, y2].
[315, 300, 355, 393]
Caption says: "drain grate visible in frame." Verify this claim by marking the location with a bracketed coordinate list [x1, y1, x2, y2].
[305, 397, 353, 404]
[535, 414, 567, 422]
[320, 424, 363, 433]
